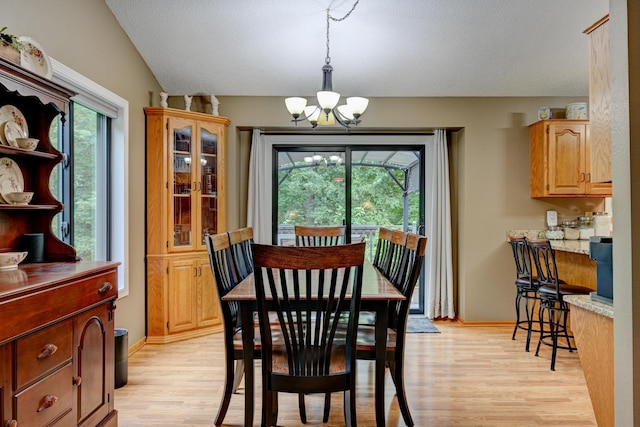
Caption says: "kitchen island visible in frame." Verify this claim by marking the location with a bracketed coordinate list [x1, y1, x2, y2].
[564, 295, 614, 427]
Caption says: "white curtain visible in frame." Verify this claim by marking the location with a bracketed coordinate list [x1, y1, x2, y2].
[247, 129, 272, 244]
[424, 129, 455, 319]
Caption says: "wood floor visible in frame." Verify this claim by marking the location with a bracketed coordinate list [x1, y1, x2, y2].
[114, 321, 596, 427]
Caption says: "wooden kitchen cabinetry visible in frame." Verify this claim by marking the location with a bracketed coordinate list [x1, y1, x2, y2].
[0, 261, 120, 427]
[529, 120, 612, 197]
[145, 107, 229, 343]
[585, 15, 611, 184]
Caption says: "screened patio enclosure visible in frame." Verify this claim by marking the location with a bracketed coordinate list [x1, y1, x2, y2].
[274, 146, 425, 312]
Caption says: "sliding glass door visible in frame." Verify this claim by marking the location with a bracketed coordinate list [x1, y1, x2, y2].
[274, 143, 425, 313]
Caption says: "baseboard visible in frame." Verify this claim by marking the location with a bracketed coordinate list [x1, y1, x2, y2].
[454, 318, 515, 327]
[127, 336, 147, 357]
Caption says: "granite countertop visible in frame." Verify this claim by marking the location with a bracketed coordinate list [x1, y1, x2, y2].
[506, 230, 591, 255]
[564, 294, 614, 318]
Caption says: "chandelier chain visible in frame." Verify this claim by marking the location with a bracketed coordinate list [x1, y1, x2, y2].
[325, 0, 360, 64]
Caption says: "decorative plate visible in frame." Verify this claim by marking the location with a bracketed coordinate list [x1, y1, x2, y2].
[0, 105, 28, 137]
[18, 36, 52, 80]
[3, 121, 24, 147]
[0, 157, 24, 204]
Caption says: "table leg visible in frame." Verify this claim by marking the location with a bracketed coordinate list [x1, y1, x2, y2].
[240, 303, 254, 427]
[374, 302, 388, 427]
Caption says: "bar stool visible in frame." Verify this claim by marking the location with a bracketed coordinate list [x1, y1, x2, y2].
[527, 239, 591, 370]
[508, 236, 541, 352]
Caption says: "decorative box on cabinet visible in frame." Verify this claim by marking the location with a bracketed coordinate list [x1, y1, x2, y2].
[145, 107, 229, 343]
[529, 120, 612, 198]
[0, 261, 120, 427]
[585, 15, 611, 184]
[0, 57, 78, 261]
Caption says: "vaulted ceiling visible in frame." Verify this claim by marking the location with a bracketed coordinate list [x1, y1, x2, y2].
[105, 0, 608, 98]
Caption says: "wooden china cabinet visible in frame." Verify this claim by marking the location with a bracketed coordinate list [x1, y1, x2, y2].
[145, 107, 229, 343]
[0, 58, 119, 426]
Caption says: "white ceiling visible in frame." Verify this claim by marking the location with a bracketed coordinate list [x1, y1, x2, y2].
[105, 0, 608, 98]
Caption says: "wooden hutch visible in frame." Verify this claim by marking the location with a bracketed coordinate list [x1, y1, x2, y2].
[0, 57, 119, 427]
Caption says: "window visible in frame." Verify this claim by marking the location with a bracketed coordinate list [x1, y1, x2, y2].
[50, 59, 129, 297]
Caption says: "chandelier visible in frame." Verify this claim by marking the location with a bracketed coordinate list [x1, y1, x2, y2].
[285, 1, 368, 130]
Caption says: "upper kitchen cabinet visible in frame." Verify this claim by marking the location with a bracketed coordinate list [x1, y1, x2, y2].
[585, 15, 611, 184]
[530, 120, 612, 198]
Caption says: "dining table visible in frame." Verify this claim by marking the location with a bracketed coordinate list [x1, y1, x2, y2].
[222, 259, 405, 427]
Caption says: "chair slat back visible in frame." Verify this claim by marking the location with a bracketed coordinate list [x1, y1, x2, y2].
[205, 232, 240, 328]
[374, 227, 408, 281]
[387, 230, 409, 283]
[228, 226, 254, 283]
[252, 243, 365, 378]
[527, 239, 562, 299]
[294, 225, 346, 247]
[373, 227, 393, 269]
[389, 233, 427, 330]
[509, 236, 535, 284]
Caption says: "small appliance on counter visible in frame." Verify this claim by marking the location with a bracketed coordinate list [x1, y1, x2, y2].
[589, 236, 613, 305]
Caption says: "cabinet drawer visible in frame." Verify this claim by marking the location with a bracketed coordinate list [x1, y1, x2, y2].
[16, 319, 73, 390]
[15, 363, 73, 427]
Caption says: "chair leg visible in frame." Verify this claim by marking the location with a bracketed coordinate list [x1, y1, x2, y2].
[343, 390, 358, 427]
[213, 349, 236, 425]
[323, 393, 331, 422]
[232, 359, 244, 392]
[392, 357, 414, 426]
[535, 304, 545, 357]
[512, 290, 522, 340]
[262, 390, 276, 427]
[524, 293, 537, 352]
[549, 309, 559, 371]
[298, 393, 307, 423]
[561, 309, 574, 351]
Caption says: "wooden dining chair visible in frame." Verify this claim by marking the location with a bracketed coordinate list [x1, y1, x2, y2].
[205, 232, 245, 425]
[373, 227, 407, 281]
[527, 239, 591, 370]
[252, 242, 366, 427]
[228, 226, 254, 283]
[354, 232, 427, 427]
[294, 225, 346, 246]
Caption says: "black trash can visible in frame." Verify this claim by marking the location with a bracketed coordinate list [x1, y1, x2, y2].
[114, 328, 128, 389]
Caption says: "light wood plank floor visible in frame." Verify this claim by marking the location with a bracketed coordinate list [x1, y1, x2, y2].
[115, 321, 596, 426]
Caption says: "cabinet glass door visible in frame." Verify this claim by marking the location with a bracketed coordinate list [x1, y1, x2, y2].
[172, 123, 194, 249]
[199, 126, 218, 245]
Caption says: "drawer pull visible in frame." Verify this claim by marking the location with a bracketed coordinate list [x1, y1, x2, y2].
[36, 394, 58, 412]
[37, 344, 58, 359]
[5, 420, 17, 427]
[73, 376, 82, 386]
[98, 282, 113, 294]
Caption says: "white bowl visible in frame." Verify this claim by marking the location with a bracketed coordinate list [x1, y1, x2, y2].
[0, 251, 28, 270]
[16, 137, 39, 151]
[6, 191, 34, 205]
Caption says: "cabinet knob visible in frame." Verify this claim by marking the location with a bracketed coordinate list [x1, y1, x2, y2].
[73, 376, 82, 386]
[5, 420, 17, 427]
[36, 344, 58, 359]
[36, 395, 58, 412]
[98, 282, 113, 294]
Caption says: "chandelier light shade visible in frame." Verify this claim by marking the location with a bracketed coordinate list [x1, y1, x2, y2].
[285, 1, 368, 130]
